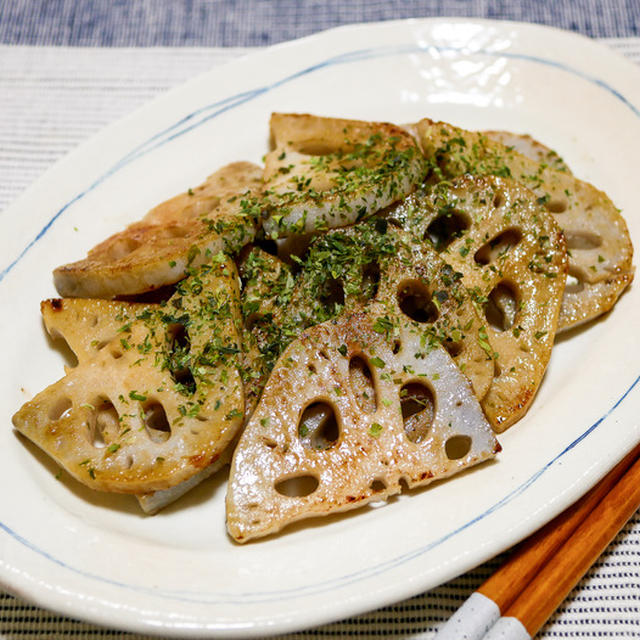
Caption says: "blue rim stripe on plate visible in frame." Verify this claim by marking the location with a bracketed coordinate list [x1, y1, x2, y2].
[1, 40, 639, 607]
[0, 42, 639, 283]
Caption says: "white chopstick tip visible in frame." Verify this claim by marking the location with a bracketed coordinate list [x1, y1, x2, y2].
[483, 616, 531, 640]
[435, 591, 501, 640]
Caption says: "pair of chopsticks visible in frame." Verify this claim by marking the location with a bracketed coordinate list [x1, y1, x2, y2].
[436, 440, 640, 640]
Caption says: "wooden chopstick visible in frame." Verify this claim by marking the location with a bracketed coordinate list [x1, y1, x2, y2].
[480, 440, 640, 610]
[493, 442, 640, 638]
[436, 441, 640, 640]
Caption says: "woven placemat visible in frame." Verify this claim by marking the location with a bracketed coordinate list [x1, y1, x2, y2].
[0, 0, 639, 46]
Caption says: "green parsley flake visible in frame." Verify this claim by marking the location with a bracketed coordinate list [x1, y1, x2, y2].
[372, 316, 394, 335]
[368, 423, 383, 438]
[225, 408, 243, 420]
[477, 326, 496, 360]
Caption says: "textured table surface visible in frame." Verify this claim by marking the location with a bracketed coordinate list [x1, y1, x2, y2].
[0, 0, 639, 45]
[1, 2, 640, 638]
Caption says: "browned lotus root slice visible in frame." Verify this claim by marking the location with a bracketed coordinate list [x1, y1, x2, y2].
[40, 296, 236, 512]
[411, 119, 633, 330]
[390, 175, 568, 432]
[14, 258, 245, 494]
[54, 161, 263, 299]
[483, 131, 571, 174]
[262, 113, 425, 237]
[375, 228, 494, 400]
[41, 298, 158, 370]
[226, 307, 500, 542]
[42, 293, 262, 425]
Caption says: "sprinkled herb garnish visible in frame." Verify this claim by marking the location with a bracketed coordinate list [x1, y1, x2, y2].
[478, 326, 497, 360]
[368, 423, 383, 438]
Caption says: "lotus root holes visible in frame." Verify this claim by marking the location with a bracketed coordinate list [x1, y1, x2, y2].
[565, 268, 585, 294]
[425, 210, 470, 252]
[275, 474, 319, 497]
[90, 397, 119, 448]
[48, 396, 72, 421]
[444, 340, 463, 358]
[92, 339, 109, 352]
[298, 402, 339, 450]
[109, 346, 123, 360]
[474, 228, 522, 265]
[484, 282, 518, 331]
[349, 356, 377, 413]
[564, 230, 602, 250]
[398, 279, 439, 324]
[261, 437, 277, 449]
[362, 261, 381, 299]
[400, 382, 435, 444]
[319, 277, 345, 308]
[255, 238, 278, 257]
[544, 198, 568, 214]
[142, 401, 171, 443]
[445, 435, 472, 460]
[167, 324, 196, 394]
[296, 142, 335, 156]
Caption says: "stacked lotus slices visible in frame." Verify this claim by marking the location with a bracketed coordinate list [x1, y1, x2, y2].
[13, 113, 633, 542]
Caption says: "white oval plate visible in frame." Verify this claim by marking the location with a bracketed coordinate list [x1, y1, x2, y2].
[1, 18, 640, 638]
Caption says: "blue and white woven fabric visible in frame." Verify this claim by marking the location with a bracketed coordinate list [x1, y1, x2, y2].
[1, 2, 640, 638]
[0, 0, 639, 46]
